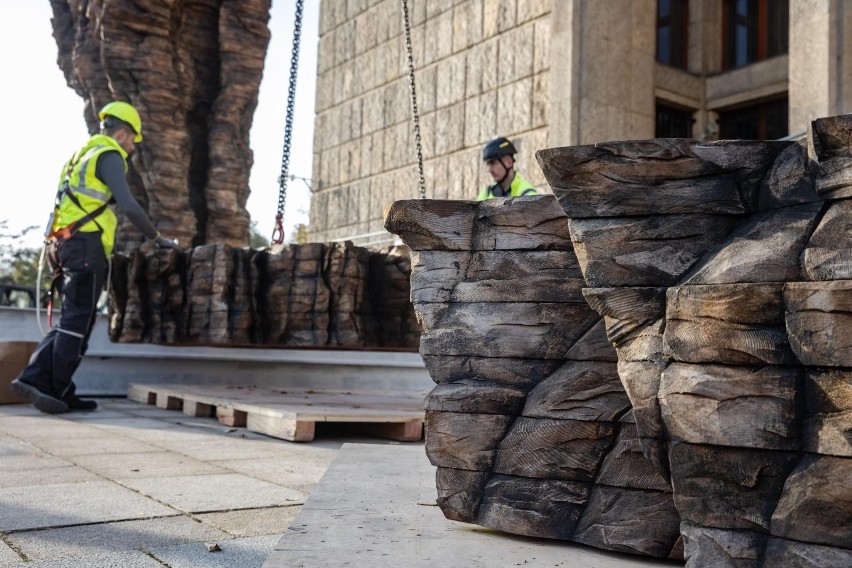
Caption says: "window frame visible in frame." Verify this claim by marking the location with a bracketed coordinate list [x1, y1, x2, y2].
[722, 0, 789, 70]
[656, 0, 690, 70]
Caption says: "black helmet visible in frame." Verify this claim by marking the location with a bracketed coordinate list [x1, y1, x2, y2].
[482, 137, 517, 162]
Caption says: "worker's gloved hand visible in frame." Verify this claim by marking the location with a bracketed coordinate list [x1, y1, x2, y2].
[155, 236, 181, 250]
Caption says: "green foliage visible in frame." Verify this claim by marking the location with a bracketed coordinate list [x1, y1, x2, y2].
[0, 221, 44, 289]
[290, 223, 309, 244]
[249, 220, 270, 249]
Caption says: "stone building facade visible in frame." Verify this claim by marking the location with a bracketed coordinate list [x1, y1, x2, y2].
[309, 0, 852, 244]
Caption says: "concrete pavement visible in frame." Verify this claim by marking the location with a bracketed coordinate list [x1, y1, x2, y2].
[1, 399, 681, 567]
[0, 398, 381, 567]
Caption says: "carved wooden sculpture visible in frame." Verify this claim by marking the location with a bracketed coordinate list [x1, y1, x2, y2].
[108, 243, 419, 349]
[50, 0, 271, 250]
[385, 115, 852, 566]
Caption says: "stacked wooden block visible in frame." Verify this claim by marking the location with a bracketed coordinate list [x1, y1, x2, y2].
[385, 197, 683, 558]
[386, 114, 852, 566]
[108, 242, 419, 349]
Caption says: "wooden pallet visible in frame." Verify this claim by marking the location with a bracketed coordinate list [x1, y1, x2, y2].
[127, 383, 425, 442]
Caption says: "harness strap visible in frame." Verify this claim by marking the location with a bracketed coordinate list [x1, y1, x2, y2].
[50, 185, 114, 240]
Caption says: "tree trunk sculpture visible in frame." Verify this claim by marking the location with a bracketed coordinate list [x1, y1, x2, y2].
[385, 114, 852, 566]
[50, 0, 271, 251]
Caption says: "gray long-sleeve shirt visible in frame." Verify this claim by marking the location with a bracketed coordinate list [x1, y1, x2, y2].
[95, 151, 159, 239]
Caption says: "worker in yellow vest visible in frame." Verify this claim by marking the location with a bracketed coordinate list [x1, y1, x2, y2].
[476, 137, 537, 201]
[12, 101, 179, 414]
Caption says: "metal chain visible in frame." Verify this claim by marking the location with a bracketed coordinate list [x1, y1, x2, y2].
[401, 0, 427, 199]
[272, 0, 305, 245]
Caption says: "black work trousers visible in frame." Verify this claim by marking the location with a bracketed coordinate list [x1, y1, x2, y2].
[17, 232, 107, 401]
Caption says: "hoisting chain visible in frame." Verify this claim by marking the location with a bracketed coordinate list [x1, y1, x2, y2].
[401, 0, 427, 199]
[272, 0, 305, 245]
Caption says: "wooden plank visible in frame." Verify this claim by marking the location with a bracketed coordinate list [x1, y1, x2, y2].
[246, 412, 315, 442]
[537, 139, 791, 217]
[492, 417, 616, 483]
[680, 523, 766, 567]
[812, 114, 852, 198]
[595, 422, 672, 492]
[665, 283, 795, 365]
[127, 384, 156, 405]
[660, 363, 802, 450]
[758, 140, 820, 210]
[385, 195, 573, 252]
[384, 199, 477, 251]
[683, 202, 822, 285]
[182, 400, 214, 418]
[763, 537, 852, 567]
[476, 474, 588, 540]
[669, 441, 799, 532]
[420, 355, 565, 390]
[417, 302, 600, 359]
[156, 394, 182, 410]
[801, 199, 852, 280]
[573, 484, 681, 559]
[785, 280, 852, 367]
[804, 369, 852, 457]
[424, 411, 513, 471]
[568, 214, 741, 287]
[582, 287, 667, 362]
[410, 250, 585, 304]
[425, 384, 526, 415]
[127, 383, 426, 443]
[216, 407, 247, 427]
[351, 421, 423, 442]
[522, 361, 630, 422]
[435, 467, 489, 523]
[771, 454, 852, 549]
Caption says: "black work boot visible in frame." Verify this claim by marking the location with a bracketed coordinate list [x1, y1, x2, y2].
[65, 396, 98, 412]
[10, 379, 69, 414]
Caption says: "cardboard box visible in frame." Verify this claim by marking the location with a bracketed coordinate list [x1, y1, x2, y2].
[0, 342, 38, 404]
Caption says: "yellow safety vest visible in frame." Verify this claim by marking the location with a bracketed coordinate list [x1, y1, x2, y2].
[476, 172, 537, 201]
[55, 134, 125, 256]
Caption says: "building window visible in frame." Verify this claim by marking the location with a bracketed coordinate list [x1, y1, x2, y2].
[656, 102, 694, 138]
[656, 0, 689, 69]
[718, 97, 788, 140]
[722, 0, 789, 70]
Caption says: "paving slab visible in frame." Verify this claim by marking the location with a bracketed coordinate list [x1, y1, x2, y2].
[0, 436, 41, 457]
[149, 534, 280, 568]
[0, 481, 177, 531]
[60, 409, 136, 421]
[69, 451, 229, 480]
[0, 464, 99, 489]
[266, 444, 680, 568]
[7, 516, 231, 562]
[0, 416, 103, 439]
[195, 506, 302, 537]
[152, 437, 308, 462]
[0, 404, 39, 417]
[83, 416, 231, 444]
[0, 538, 22, 564]
[211, 452, 337, 493]
[119, 473, 306, 513]
[19, 433, 164, 457]
[8, 550, 168, 567]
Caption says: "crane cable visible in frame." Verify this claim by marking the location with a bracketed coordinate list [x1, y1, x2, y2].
[401, 0, 426, 199]
[271, 0, 305, 245]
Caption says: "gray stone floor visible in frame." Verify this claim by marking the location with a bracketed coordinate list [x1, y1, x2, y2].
[0, 399, 391, 567]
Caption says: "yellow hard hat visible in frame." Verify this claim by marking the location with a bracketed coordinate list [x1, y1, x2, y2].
[98, 101, 143, 142]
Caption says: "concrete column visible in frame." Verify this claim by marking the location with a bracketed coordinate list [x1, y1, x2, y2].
[547, 0, 656, 147]
[789, 0, 852, 135]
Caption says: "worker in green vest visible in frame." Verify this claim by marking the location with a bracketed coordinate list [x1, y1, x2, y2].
[476, 136, 537, 201]
[11, 101, 179, 414]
